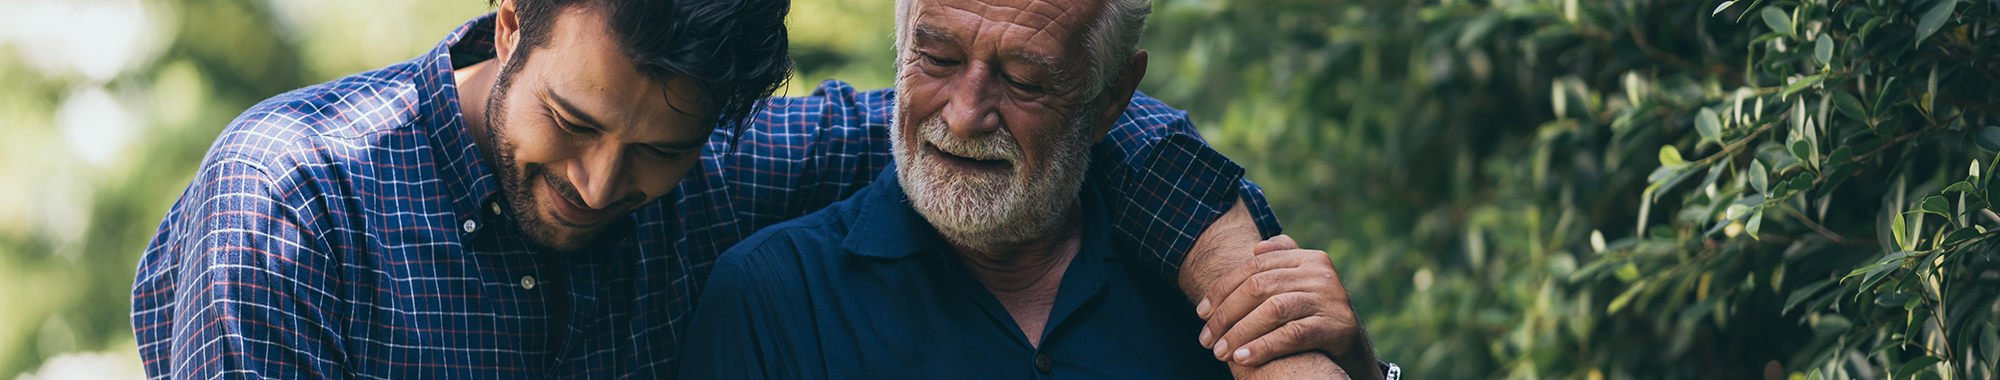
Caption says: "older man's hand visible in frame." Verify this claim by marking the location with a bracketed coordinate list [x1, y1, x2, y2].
[1196, 234, 1378, 379]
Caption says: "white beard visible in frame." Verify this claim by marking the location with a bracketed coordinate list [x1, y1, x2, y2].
[891, 94, 1096, 253]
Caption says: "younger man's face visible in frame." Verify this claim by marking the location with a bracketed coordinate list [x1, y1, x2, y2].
[485, 3, 713, 254]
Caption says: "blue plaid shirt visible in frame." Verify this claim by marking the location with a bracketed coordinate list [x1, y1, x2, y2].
[131, 14, 1279, 379]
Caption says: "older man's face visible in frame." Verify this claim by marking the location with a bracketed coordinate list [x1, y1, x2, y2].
[892, 0, 1112, 249]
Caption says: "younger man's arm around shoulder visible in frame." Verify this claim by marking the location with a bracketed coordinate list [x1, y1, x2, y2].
[1102, 94, 1382, 378]
[132, 145, 348, 379]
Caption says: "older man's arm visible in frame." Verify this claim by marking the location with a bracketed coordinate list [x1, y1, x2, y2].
[1232, 352, 1350, 380]
[1184, 202, 1383, 380]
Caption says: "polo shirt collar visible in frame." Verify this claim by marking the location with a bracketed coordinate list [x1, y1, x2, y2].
[842, 166, 947, 259]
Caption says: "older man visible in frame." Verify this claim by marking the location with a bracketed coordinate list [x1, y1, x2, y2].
[678, 0, 1383, 377]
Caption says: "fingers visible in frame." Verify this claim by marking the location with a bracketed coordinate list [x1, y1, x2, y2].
[1230, 316, 1357, 367]
[1208, 264, 1352, 360]
[1198, 251, 1260, 320]
[1200, 247, 1366, 368]
[1217, 234, 1302, 321]
[1198, 250, 1324, 347]
[1255, 234, 1300, 255]
[1211, 291, 1318, 362]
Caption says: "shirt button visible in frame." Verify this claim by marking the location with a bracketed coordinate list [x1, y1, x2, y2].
[520, 275, 537, 290]
[1033, 353, 1052, 374]
[489, 202, 503, 215]
[462, 219, 478, 233]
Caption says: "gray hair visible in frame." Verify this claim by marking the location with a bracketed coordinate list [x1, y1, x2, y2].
[894, 0, 1151, 101]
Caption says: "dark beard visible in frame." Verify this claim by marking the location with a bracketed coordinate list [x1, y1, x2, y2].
[479, 65, 635, 256]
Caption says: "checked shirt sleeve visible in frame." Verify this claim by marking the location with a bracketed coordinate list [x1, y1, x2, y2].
[132, 142, 347, 379]
[1095, 92, 1284, 282]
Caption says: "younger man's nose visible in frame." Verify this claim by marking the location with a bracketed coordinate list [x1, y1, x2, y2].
[568, 145, 630, 210]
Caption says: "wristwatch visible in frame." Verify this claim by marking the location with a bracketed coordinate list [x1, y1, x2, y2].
[1377, 361, 1401, 380]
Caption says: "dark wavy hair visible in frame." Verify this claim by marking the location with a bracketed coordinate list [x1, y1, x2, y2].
[496, 0, 792, 128]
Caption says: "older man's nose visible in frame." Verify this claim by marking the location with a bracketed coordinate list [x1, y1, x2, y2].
[942, 64, 1004, 140]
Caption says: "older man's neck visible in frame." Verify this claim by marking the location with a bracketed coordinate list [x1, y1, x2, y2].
[948, 215, 1084, 347]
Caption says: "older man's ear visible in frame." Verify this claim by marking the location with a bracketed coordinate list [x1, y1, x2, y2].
[1088, 50, 1148, 145]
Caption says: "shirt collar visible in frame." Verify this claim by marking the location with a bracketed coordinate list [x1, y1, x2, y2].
[419, 14, 505, 229]
[842, 163, 1116, 263]
[841, 167, 945, 259]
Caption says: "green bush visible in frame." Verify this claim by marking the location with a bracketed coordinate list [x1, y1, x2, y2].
[1135, 0, 1998, 378]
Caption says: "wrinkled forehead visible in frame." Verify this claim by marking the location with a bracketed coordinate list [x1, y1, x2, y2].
[904, 0, 1105, 57]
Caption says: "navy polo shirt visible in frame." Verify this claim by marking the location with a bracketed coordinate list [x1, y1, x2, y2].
[680, 166, 1230, 379]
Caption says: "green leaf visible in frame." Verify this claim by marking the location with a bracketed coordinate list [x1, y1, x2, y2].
[1824, 165, 1856, 194]
[1659, 145, 1686, 167]
[1787, 175, 1812, 196]
[1832, 90, 1866, 121]
[1843, 8, 1870, 29]
[1696, 107, 1722, 144]
[1791, 139, 1813, 163]
[1844, 252, 1909, 278]
[1781, 74, 1825, 98]
[1810, 314, 1851, 335]
[1745, 208, 1764, 239]
[1976, 126, 2000, 153]
[1750, 160, 1770, 195]
[1874, 290, 1913, 307]
[1749, 31, 1790, 45]
[1783, 279, 1832, 314]
[1991, 172, 2000, 212]
[1920, 195, 1949, 216]
[1827, 146, 1853, 165]
[1615, 263, 1642, 282]
[1608, 281, 1646, 313]
[1858, 16, 1887, 42]
[1905, 308, 1932, 349]
[1893, 212, 1910, 250]
[1945, 181, 1976, 193]
[1894, 356, 1942, 379]
[1874, 76, 1898, 116]
[1859, 255, 1904, 295]
[1712, 0, 1736, 16]
[1761, 6, 1793, 36]
[1943, 227, 1982, 245]
[1915, 0, 1958, 47]
[1813, 37, 1832, 67]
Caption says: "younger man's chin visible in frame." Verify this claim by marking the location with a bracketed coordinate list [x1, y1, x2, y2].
[527, 222, 632, 256]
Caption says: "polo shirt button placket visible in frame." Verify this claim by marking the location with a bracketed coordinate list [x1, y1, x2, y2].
[1033, 353, 1052, 374]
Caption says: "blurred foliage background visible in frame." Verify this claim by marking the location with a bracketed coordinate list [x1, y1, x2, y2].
[1, 0, 1994, 379]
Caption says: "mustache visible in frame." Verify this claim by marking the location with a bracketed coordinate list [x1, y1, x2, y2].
[921, 116, 1021, 162]
[525, 163, 645, 213]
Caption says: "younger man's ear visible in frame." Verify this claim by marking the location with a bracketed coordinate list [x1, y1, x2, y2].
[493, 0, 522, 64]
[1088, 50, 1148, 145]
